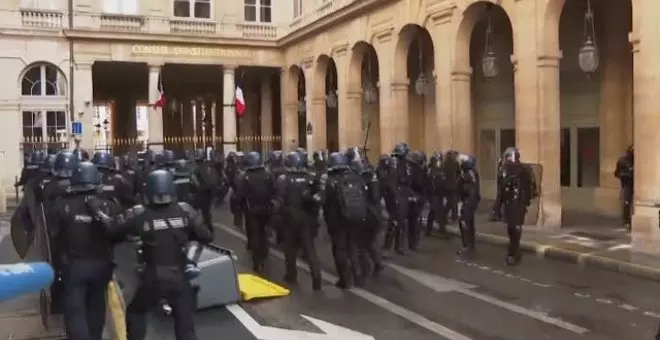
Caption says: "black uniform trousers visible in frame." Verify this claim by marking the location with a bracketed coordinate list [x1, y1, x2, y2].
[283, 211, 321, 286]
[330, 219, 362, 286]
[63, 258, 113, 340]
[126, 268, 197, 340]
[245, 211, 270, 270]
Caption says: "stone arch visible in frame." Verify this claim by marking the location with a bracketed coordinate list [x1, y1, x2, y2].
[453, 0, 515, 70]
[313, 54, 332, 98]
[542, 0, 565, 55]
[286, 64, 305, 102]
[19, 61, 68, 96]
[348, 41, 379, 93]
[393, 23, 435, 83]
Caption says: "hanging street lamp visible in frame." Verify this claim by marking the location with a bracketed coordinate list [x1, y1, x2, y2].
[578, 0, 599, 74]
[481, 5, 499, 79]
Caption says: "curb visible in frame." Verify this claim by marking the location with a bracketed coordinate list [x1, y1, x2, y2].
[445, 226, 660, 283]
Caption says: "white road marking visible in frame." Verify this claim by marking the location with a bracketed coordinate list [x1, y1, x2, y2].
[215, 223, 474, 340]
[387, 263, 589, 335]
[607, 244, 631, 251]
[455, 259, 554, 288]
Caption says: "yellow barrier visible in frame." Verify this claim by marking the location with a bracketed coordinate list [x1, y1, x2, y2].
[106, 279, 127, 340]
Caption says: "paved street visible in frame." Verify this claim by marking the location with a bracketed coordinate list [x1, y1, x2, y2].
[3, 206, 660, 339]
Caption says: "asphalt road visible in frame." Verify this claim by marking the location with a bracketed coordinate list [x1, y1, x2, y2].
[4, 207, 660, 340]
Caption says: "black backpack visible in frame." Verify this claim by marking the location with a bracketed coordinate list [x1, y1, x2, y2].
[197, 163, 219, 190]
[336, 173, 368, 222]
[243, 171, 272, 214]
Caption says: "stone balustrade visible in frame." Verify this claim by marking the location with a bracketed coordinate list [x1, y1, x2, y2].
[19, 8, 64, 29]
[1, 0, 355, 39]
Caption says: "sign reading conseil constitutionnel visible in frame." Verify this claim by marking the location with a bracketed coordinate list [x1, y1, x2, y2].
[131, 45, 254, 58]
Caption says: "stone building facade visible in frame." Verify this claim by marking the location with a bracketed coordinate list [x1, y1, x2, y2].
[1, 0, 658, 252]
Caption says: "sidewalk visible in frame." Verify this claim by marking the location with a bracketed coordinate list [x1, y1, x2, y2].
[441, 203, 660, 282]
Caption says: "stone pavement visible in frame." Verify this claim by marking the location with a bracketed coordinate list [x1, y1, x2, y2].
[440, 203, 660, 282]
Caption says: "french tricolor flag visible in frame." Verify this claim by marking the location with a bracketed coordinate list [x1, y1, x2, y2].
[234, 86, 246, 117]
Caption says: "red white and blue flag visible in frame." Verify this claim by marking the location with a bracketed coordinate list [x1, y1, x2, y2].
[235, 86, 246, 117]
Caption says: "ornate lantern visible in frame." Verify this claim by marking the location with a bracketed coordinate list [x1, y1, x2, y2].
[481, 5, 499, 79]
[578, 0, 599, 74]
[363, 56, 378, 104]
[414, 33, 428, 96]
[326, 63, 338, 109]
[297, 73, 306, 115]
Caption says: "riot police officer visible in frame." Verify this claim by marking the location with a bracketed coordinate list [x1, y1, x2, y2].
[273, 152, 322, 291]
[92, 151, 135, 209]
[267, 150, 286, 245]
[324, 153, 364, 288]
[499, 147, 535, 266]
[311, 150, 328, 173]
[16, 150, 43, 188]
[156, 149, 176, 172]
[407, 150, 427, 251]
[351, 157, 384, 279]
[442, 150, 461, 223]
[425, 150, 449, 237]
[91, 169, 213, 340]
[383, 142, 412, 255]
[191, 149, 218, 231]
[48, 161, 120, 340]
[456, 154, 481, 258]
[489, 157, 505, 221]
[614, 145, 634, 229]
[173, 159, 195, 205]
[234, 152, 274, 273]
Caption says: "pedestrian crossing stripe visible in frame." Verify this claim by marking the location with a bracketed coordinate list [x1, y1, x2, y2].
[238, 273, 290, 301]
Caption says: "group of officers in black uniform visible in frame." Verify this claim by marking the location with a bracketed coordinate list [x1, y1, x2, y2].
[15, 141, 539, 340]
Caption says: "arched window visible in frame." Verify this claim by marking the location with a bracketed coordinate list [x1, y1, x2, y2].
[21, 63, 66, 96]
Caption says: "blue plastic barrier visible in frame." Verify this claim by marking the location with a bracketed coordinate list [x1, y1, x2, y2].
[0, 262, 54, 302]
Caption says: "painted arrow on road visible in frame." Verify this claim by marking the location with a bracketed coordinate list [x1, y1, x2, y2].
[226, 304, 375, 340]
[386, 262, 589, 335]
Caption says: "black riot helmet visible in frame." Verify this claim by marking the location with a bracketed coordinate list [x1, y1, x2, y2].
[243, 151, 263, 170]
[146, 170, 176, 205]
[429, 150, 443, 168]
[193, 149, 206, 162]
[40, 154, 57, 174]
[457, 154, 477, 171]
[378, 154, 391, 167]
[327, 152, 349, 172]
[53, 151, 78, 178]
[23, 152, 33, 166]
[267, 150, 283, 167]
[91, 151, 116, 170]
[312, 150, 324, 163]
[31, 150, 47, 166]
[158, 149, 176, 166]
[69, 161, 102, 193]
[226, 152, 237, 167]
[296, 147, 308, 160]
[284, 151, 302, 171]
[72, 147, 89, 162]
[408, 150, 426, 166]
[345, 147, 363, 163]
[502, 147, 520, 164]
[391, 142, 409, 157]
[173, 159, 191, 177]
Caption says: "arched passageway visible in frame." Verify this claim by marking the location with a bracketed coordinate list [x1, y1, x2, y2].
[455, 2, 515, 198]
[349, 41, 380, 161]
[288, 65, 307, 149]
[324, 58, 340, 151]
[556, 0, 633, 216]
[394, 24, 435, 152]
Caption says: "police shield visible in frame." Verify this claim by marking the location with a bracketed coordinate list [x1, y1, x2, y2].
[25, 182, 54, 329]
[10, 197, 34, 259]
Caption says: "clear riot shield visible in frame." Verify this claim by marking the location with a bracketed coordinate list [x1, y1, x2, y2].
[26, 182, 53, 329]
